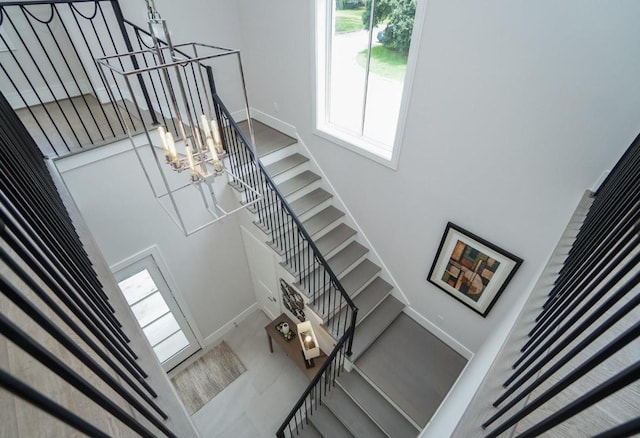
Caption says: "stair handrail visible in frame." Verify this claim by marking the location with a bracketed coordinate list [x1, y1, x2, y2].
[213, 94, 358, 330]
[210, 94, 359, 436]
[276, 326, 353, 438]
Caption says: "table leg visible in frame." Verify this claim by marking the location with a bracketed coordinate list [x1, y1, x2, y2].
[267, 333, 273, 353]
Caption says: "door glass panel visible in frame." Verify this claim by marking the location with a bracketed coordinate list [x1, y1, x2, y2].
[130, 291, 170, 327]
[118, 269, 157, 304]
[117, 265, 199, 368]
[143, 312, 180, 346]
[154, 331, 190, 363]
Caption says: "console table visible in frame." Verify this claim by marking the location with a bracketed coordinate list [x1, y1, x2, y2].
[265, 313, 327, 380]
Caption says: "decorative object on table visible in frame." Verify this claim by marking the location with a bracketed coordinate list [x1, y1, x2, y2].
[297, 321, 320, 360]
[427, 222, 522, 317]
[275, 321, 296, 341]
[280, 279, 305, 322]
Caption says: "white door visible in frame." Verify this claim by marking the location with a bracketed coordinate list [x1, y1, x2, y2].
[240, 226, 281, 318]
[114, 256, 200, 371]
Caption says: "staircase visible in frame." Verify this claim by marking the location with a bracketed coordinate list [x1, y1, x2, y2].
[236, 120, 421, 438]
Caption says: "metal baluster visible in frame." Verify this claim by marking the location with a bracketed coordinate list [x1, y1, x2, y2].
[53, 5, 113, 139]
[513, 249, 640, 371]
[0, 369, 110, 438]
[20, 5, 94, 144]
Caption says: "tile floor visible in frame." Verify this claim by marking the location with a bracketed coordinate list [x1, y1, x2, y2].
[191, 310, 310, 438]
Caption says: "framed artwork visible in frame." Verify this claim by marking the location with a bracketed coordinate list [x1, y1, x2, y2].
[280, 279, 305, 322]
[427, 222, 522, 317]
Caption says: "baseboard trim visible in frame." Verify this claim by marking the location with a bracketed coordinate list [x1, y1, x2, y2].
[250, 108, 297, 138]
[403, 307, 473, 360]
[201, 302, 259, 348]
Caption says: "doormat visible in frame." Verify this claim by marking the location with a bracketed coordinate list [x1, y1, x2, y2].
[171, 341, 246, 415]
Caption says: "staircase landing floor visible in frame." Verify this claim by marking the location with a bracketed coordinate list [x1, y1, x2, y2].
[355, 314, 467, 428]
[239, 119, 296, 157]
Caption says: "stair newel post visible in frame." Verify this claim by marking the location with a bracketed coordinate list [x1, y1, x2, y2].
[347, 307, 358, 357]
[109, 0, 158, 126]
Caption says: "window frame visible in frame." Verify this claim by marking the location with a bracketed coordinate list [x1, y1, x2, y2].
[313, 0, 427, 169]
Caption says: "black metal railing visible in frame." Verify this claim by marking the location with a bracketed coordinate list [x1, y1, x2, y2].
[0, 0, 157, 156]
[0, 89, 178, 435]
[278, 328, 353, 438]
[209, 95, 359, 437]
[213, 94, 358, 343]
[480, 134, 640, 436]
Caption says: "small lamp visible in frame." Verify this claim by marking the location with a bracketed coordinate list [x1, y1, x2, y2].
[296, 320, 320, 361]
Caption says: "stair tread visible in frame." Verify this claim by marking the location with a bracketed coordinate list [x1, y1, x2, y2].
[277, 170, 321, 197]
[328, 241, 368, 276]
[350, 296, 404, 361]
[325, 386, 386, 438]
[295, 422, 324, 438]
[290, 188, 333, 217]
[340, 259, 381, 296]
[315, 223, 356, 256]
[296, 240, 369, 294]
[310, 404, 354, 438]
[302, 206, 345, 237]
[311, 260, 382, 322]
[338, 371, 418, 438]
[239, 119, 296, 157]
[264, 152, 309, 177]
[328, 277, 393, 335]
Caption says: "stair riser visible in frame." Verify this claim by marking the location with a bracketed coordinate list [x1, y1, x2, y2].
[311, 275, 381, 324]
[293, 197, 334, 222]
[327, 293, 390, 339]
[280, 231, 356, 280]
[258, 142, 299, 166]
[269, 161, 311, 185]
[267, 216, 344, 250]
[351, 367, 423, 432]
[294, 247, 368, 297]
[282, 179, 323, 204]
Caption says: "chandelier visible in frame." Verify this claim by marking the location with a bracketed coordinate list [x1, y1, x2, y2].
[95, 0, 261, 235]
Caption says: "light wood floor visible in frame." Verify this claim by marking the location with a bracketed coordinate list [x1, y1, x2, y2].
[15, 94, 163, 157]
[356, 313, 468, 428]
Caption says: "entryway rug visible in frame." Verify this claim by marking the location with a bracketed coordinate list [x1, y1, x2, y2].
[171, 341, 246, 415]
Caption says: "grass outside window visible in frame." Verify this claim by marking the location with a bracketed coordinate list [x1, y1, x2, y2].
[357, 45, 407, 81]
[335, 8, 364, 33]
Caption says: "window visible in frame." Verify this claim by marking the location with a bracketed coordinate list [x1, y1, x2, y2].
[316, 0, 421, 166]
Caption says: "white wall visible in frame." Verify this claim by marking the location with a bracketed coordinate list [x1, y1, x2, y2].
[235, 0, 640, 354]
[56, 140, 257, 346]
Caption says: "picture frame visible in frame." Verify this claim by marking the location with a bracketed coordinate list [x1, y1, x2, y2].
[427, 222, 522, 317]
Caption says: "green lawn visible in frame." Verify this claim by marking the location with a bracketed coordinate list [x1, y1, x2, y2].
[335, 8, 365, 33]
[357, 45, 407, 81]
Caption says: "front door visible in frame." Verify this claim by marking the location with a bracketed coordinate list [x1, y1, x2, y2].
[114, 256, 200, 371]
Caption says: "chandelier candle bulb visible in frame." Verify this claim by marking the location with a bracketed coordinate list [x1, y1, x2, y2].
[166, 132, 177, 162]
[210, 120, 225, 154]
[157, 126, 168, 154]
[207, 137, 223, 172]
[185, 144, 196, 172]
[201, 114, 211, 137]
[207, 138, 219, 162]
